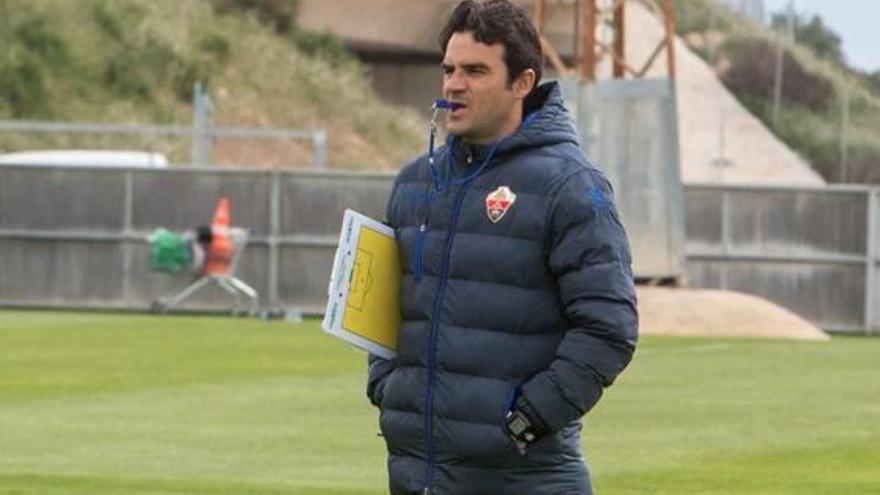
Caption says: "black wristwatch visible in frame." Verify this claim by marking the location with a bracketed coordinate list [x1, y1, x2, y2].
[505, 395, 548, 448]
[505, 409, 538, 444]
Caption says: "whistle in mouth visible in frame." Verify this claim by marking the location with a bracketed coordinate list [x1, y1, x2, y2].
[433, 99, 464, 110]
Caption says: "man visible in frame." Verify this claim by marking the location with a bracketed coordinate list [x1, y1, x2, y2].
[367, 1, 638, 493]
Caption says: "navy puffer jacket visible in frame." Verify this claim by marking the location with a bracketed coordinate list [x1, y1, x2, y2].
[368, 82, 638, 495]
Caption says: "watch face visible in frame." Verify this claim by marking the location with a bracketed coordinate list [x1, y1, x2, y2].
[508, 415, 529, 436]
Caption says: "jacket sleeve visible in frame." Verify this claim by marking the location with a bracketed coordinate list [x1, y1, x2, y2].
[519, 167, 638, 432]
[367, 354, 397, 407]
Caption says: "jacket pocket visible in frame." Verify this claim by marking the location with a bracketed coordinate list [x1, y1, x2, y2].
[438, 383, 521, 466]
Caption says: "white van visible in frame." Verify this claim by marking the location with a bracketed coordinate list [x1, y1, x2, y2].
[0, 150, 169, 168]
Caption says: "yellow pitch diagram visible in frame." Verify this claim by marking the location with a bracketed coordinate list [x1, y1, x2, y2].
[323, 210, 401, 359]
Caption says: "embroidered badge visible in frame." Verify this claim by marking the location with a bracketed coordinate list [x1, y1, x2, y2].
[588, 187, 612, 212]
[486, 186, 517, 223]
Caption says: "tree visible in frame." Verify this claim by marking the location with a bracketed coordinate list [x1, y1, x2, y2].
[771, 11, 845, 65]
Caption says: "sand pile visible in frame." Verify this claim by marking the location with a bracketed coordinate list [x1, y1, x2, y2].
[637, 287, 829, 341]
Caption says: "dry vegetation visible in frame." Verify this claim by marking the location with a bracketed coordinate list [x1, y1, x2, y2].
[0, 0, 424, 169]
[673, 0, 880, 183]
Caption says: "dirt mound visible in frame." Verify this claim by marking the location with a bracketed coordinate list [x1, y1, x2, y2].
[637, 287, 829, 341]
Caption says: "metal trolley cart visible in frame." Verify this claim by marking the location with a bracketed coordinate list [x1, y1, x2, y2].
[149, 198, 259, 315]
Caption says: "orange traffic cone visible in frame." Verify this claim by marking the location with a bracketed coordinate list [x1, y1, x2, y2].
[204, 197, 234, 275]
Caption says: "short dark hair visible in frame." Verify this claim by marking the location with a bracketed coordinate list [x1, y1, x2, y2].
[439, 0, 543, 91]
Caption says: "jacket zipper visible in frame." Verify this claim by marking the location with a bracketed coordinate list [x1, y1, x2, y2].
[418, 127, 523, 492]
[414, 222, 427, 281]
[423, 181, 470, 494]
[415, 182, 439, 283]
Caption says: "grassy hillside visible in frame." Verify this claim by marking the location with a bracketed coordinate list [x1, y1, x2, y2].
[0, 0, 423, 169]
[2, 310, 879, 494]
[675, 0, 880, 183]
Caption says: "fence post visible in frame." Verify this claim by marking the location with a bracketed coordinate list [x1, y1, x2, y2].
[867, 189, 877, 336]
[839, 82, 850, 183]
[268, 171, 281, 310]
[121, 170, 135, 305]
[312, 129, 327, 170]
[191, 83, 213, 166]
[720, 189, 731, 290]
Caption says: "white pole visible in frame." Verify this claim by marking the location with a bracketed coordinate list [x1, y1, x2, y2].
[192, 83, 205, 166]
[772, 30, 784, 126]
[772, 2, 794, 127]
[839, 82, 850, 183]
[866, 190, 877, 335]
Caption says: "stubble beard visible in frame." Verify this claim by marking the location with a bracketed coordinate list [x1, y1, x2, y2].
[446, 111, 495, 145]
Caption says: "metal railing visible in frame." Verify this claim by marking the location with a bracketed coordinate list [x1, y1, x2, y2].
[0, 120, 327, 169]
[0, 84, 327, 169]
[684, 183, 878, 334]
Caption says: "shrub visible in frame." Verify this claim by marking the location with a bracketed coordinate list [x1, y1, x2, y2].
[14, 17, 70, 66]
[289, 28, 352, 67]
[210, 0, 351, 68]
[863, 70, 880, 97]
[200, 33, 231, 64]
[0, 59, 48, 117]
[771, 12, 844, 65]
[736, 94, 841, 181]
[172, 59, 210, 102]
[719, 38, 834, 112]
[92, 1, 125, 42]
[674, 0, 734, 35]
[846, 154, 880, 184]
[212, 0, 299, 34]
[103, 52, 152, 100]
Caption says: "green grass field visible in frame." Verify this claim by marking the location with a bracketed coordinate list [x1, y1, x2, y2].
[1, 311, 878, 494]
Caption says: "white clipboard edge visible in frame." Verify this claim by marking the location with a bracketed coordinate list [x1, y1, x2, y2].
[321, 209, 397, 359]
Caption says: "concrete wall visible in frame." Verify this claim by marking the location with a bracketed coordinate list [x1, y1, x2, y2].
[563, 78, 686, 281]
[0, 166, 876, 334]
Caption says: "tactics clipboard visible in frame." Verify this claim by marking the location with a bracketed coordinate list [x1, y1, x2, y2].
[321, 209, 401, 359]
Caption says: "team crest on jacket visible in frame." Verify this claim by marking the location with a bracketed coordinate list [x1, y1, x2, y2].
[485, 186, 516, 223]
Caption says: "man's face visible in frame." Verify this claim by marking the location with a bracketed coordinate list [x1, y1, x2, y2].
[442, 31, 523, 145]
